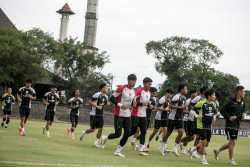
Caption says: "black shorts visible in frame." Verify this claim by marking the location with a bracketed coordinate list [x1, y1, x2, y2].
[225, 128, 238, 140]
[154, 119, 168, 129]
[70, 113, 79, 124]
[167, 120, 184, 133]
[90, 115, 104, 129]
[44, 110, 55, 122]
[198, 129, 212, 142]
[3, 109, 11, 115]
[131, 116, 147, 129]
[184, 121, 188, 132]
[19, 106, 30, 118]
[114, 115, 131, 131]
[187, 120, 198, 136]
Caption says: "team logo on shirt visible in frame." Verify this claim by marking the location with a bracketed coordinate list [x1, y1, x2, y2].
[6, 97, 11, 103]
[129, 93, 132, 97]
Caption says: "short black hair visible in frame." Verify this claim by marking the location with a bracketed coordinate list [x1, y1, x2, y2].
[143, 77, 153, 83]
[178, 84, 187, 92]
[215, 91, 221, 100]
[189, 89, 197, 95]
[150, 87, 157, 92]
[127, 74, 137, 81]
[99, 83, 107, 90]
[166, 87, 174, 94]
[26, 79, 32, 83]
[236, 86, 244, 93]
[51, 85, 58, 89]
[204, 88, 215, 99]
[200, 86, 208, 94]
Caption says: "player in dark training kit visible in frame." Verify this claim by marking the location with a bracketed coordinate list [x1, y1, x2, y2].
[179, 89, 198, 155]
[213, 86, 246, 166]
[188, 89, 217, 165]
[161, 84, 188, 156]
[67, 90, 83, 139]
[101, 74, 137, 157]
[17, 79, 36, 136]
[42, 85, 59, 137]
[1, 88, 15, 128]
[147, 88, 173, 154]
[80, 83, 110, 147]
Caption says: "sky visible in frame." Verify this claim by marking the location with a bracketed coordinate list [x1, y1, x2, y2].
[1, 0, 250, 90]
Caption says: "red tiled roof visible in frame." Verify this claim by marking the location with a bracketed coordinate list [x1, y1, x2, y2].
[56, 3, 75, 15]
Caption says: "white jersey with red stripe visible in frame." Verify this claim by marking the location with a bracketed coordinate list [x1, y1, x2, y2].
[112, 85, 136, 117]
[131, 88, 151, 117]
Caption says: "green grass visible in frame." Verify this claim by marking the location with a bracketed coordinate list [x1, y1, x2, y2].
[0, 119, 249, 167]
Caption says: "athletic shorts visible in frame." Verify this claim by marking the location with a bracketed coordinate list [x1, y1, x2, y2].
[114, 115, 131, 131]
[187, 120, 198, 136]
[44, 110, 55, 122]
[198, 129, 212, 142]
[131, 116, 147, 129]
[70, 113, 79, 124]
[154, 119, 168, 129]
[3, 109, 11, 115]
[184, 120, 188, 132]
[225, 128, 238, 140]
[167, 119, 184, 133]
[19, 106, 30, 118]
[90, 115, 104, 129]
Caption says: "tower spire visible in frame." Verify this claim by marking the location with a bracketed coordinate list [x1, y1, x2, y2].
[57, 3, 75, 41]
[83, 0, 99, 51]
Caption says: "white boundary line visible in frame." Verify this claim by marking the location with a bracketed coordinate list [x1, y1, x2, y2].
[0, 161, 122, 167]
[0, 161, 82, 167]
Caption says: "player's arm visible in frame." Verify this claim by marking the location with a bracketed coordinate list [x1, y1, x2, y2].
[28, 94, 36, 100]
[11, 96, 15, 105]
[43, 94, 49, 106]
[67, 99, 75, 109]
[110, 86, 127, 109]
[157, 98, 168, 111]
[2, 95, 6, 106]
[89, 99, 102, 110]
[220, 100, 235, 121]
[17, 90, 22, 102]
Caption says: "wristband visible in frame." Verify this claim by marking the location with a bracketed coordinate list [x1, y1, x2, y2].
[117, 103, 123, 107]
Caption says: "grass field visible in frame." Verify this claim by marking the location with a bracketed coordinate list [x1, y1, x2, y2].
[0, 119, 250, 167]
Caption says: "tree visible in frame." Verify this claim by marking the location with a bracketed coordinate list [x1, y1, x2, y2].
[54, 37, 110, 100]
[0, 28, 57, 93]
[146, 36, 239, 103]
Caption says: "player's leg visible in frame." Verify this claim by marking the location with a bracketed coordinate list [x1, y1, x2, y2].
[101, 116, 122, 148]
[80, 116, 96, 141]
[1, 110, 7, 127]
[138, 117, 147, 154]
[155, 127, 163, 141]
[114, 117, 131, 157]
[93, 117, 104, 147]
[5, 112, 11, 128]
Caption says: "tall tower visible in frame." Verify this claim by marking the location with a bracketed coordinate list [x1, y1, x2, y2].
[57, 3, 75, 41]
[83, 0, 99, 51]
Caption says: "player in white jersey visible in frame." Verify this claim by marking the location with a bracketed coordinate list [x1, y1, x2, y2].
[179, 89, 198, 155]
[42, 85, 59, 137]
[101, 74, 137, 157]
[130, 77, 152, 156]
[146, 88, 174, 154]
[80, 83, 110, 147]
[160, 84, 188, 156]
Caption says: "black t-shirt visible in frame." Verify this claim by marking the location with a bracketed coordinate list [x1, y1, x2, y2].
[90, 92, 108, 116]
[68, 97, 83, 115]
[43, 92, 60, 111]
[18, 87, 36, 108]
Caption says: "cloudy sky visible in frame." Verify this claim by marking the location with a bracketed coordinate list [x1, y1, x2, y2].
[1, 0, 250, 90]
